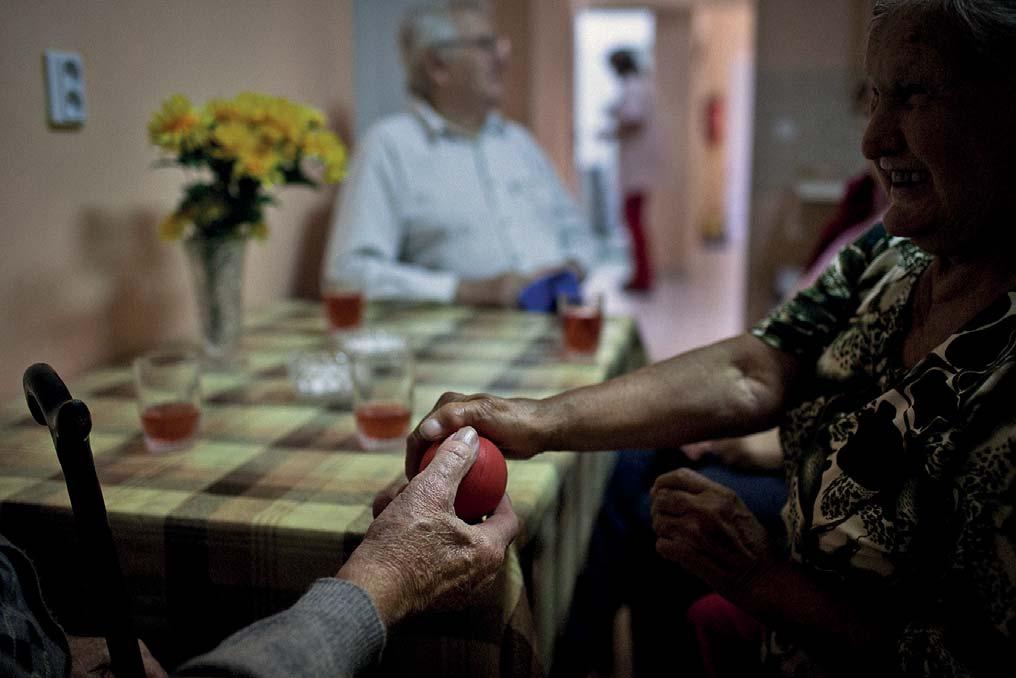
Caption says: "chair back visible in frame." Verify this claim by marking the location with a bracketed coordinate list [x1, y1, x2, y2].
[23, 363, 146, 678]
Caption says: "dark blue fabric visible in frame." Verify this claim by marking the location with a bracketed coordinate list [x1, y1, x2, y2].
[551, 449, 787, 678]
[517, 271, 581, 312]
[0, 536, 70, 678]
[697, 463, 787, 536]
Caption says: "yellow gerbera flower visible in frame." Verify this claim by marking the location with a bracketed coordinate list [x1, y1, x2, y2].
[148, 91, 350, 244]
[157, 212, 189, 240]
[303, 105, 326, 129]
[302, 129, 348, 183]
[235, 145, 282, 183]
[206, 97, 245, 124]
[148, 94, 207, 152]
[324, 149, 348, 184]
[249, 222, 269, 240]
[212, 121, 258, 157]
[193, 198, 227, 226]
[233, 92, 273, 124]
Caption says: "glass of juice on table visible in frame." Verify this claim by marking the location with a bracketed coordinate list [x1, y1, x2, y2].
[323, 278, 364, 333]
[345, 331, 414, 450]
[133, 349, 202, 453]
[559, 292, 603, 357]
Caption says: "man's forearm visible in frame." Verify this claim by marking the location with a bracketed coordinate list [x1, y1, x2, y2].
[538, 334, 800, 452]
[175, 579, 385, 678]
[332, 255, 458, 304]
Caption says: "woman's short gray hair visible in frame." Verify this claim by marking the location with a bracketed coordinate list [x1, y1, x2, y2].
[872, 0, 1016, 82]
[400, 0, 489, 99]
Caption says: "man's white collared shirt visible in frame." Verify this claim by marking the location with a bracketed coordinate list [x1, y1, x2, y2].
[323, 101, 599, 302]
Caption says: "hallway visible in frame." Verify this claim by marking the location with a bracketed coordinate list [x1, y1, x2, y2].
[590, 239, 747, 363]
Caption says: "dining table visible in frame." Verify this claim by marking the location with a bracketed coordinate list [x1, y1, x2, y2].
[0, 299, 647, 676]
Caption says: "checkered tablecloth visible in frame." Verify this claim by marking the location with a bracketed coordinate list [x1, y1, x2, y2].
[0, 300, 646, 675]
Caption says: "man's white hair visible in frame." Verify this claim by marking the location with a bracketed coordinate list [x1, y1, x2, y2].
[399, 0, 490, 99]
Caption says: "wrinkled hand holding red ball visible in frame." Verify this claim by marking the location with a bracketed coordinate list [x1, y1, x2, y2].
[420, 435, 508, 522]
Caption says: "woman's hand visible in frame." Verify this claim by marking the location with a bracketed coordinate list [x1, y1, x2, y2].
[339, 427, 520, 627]
[651, 468, 776, 604]
[404, 392, 547, 479]
[682, 430, 784, 471]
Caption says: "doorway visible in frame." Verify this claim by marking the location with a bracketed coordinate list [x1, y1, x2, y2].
[575, 1, 756, 362]
[573, 8, 655, 262]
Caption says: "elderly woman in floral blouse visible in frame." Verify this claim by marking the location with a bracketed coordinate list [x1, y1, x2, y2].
[401, 0, 1016, 674]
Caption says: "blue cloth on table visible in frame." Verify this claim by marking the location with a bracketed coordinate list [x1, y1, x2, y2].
[517, 270, 581, 312]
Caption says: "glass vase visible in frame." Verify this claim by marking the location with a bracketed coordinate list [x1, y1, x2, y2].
[183, 236, 247, 370]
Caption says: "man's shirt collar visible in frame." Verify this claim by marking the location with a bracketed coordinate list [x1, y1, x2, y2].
[411, 98, 505, 139]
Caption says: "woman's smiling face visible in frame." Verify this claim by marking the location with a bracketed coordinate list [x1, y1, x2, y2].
[861, 9, 1016, 257]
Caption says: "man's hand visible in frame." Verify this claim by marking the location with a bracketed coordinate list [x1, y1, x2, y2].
[454, 273, 530, 308]
[68, 636, 167, 678]
[337, 427, 520, 627]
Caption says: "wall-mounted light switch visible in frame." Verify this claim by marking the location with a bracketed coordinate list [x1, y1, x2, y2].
[44, 49, 87, 127]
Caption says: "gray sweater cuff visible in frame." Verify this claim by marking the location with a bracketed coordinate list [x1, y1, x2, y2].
[176, 578, 386, 677]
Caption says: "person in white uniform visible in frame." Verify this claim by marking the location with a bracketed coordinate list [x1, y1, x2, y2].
[323, 0, 599, 307]
[605, 48, 663, 292]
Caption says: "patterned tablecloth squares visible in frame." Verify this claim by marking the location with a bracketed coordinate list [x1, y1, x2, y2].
[0, 300, 646, 675]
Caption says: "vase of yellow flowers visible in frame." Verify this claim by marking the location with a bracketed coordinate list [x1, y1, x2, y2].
[149, 92, 346, 368]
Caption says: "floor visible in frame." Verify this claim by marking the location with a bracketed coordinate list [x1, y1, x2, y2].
[581, 238, 747, 678]
[588, 239, 746, 362]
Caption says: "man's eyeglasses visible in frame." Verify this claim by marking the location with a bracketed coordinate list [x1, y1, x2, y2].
[433, 34, 510, 54]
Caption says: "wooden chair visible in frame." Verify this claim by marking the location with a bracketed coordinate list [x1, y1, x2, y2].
[23, 363, 146, 678]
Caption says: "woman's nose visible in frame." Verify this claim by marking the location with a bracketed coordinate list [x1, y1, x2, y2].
[861, 100, 903, 160]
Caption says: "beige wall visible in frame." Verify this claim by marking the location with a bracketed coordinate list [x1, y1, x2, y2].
[493, 0, 532, 139]
[0, 1, 354, 399]
[745, 0, 870, 322]
[650, 9, 695, 274]
[657, 2, 753, 276]
[689, 3, 754, 246]
[494, 0, 577, 190]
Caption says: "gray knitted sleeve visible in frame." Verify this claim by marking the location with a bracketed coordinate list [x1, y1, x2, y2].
[175, 578, 386, 677]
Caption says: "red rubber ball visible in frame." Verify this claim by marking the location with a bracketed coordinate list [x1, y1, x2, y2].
[420, 436, 508, 522]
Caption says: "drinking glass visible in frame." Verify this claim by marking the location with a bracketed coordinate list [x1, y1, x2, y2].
[344, 332, 414, 450]
[133, 348, 202, 453]
[559, 292, 604, 357]
[322, 277, 365, 333]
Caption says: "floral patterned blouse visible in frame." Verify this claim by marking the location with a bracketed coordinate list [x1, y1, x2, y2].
[752, 224, 1016, 676]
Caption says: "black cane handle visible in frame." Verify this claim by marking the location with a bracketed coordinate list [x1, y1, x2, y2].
[23, 363, 146, 678]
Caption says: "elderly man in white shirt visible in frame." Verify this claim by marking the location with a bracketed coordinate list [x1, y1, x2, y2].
[323, 0, 600, 307]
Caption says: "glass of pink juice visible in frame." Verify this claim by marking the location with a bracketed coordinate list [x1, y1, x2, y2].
[322, 278, 365, 333]
[133, 349, 202, 453]
[344, 332, 414, 450]
[559, 292, 603, 357]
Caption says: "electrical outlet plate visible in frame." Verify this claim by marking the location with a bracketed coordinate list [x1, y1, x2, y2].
[44, 49, 87, 127]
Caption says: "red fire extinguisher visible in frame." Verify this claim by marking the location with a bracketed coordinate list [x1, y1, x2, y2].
[705, 94, 725, 146]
